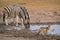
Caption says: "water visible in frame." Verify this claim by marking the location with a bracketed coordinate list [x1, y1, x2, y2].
[5, 24, 60, 35]
[30, 24, 60, 35]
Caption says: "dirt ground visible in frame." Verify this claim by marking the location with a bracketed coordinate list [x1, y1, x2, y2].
[0, 25, 60, 40]
[0, 5, 60, 24]
[0, 31, 60, 40]
[0, 6, 60, 40]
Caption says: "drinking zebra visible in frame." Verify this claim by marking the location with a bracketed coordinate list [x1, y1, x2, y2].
[2, 4, 30, 29]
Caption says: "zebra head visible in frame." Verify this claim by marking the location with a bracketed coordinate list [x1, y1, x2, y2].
[19, 6, 30, 29]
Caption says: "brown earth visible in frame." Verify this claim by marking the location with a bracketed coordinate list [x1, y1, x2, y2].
[0, 29, 60, 40]
[26, 5, 60, 23]
[0, 5, 60, 24]
[0, 0, 60, 40]
[0, 24, 60, 40]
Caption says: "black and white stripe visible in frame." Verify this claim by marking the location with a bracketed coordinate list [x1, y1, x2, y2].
[20, 7, 30, 28]
[3, 4, 30, 29]
[20, 7, 29, 19]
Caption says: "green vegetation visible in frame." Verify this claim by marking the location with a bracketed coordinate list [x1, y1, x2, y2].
[0, 0, 60, 7]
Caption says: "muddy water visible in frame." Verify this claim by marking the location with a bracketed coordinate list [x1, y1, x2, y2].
[30, 24, 60, 35]
[0, 24, 60, 36]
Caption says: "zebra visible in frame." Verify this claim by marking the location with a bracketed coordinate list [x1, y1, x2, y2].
[20, 7, 30, 28]
[3, 4, 30, 29]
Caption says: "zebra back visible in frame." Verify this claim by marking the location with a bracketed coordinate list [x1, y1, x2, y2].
[20, 7, 30, 19]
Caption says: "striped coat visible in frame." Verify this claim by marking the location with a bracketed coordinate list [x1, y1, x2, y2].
[3, 4, 30, 29]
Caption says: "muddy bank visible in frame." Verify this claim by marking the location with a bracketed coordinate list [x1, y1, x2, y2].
[0, 30, 60, 40]
[0, 24, 60, 40]
[0, 34, 60, 40]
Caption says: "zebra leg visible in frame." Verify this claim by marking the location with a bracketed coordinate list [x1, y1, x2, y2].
[16, 16, 19, 26]
[20, 18, 25, 29]
[5, 14, 8, 25]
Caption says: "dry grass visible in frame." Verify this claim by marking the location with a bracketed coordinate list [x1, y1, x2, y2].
[0, 0, 60, 7]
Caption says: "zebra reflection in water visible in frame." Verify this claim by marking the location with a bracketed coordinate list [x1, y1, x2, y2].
[3, 4, 30, 29]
